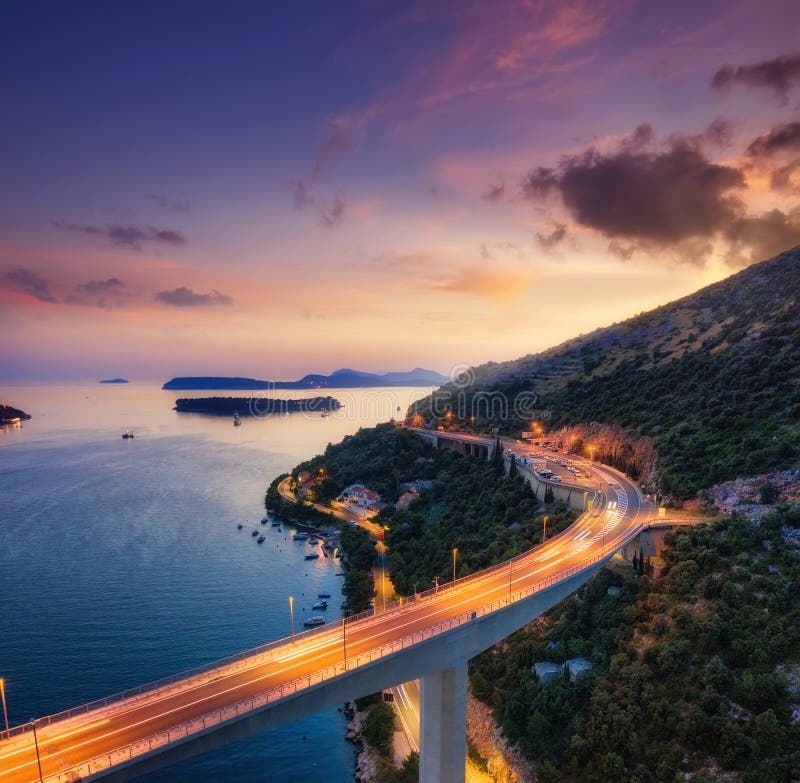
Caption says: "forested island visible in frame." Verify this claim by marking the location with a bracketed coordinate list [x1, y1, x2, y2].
[174, 396, 341, 415]
[99, 378, 128, 384]
[0, 404, 31, 423]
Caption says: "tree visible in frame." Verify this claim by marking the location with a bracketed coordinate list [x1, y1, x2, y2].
[492, 438, 505, 476]
[363, 701, 396, 757]
[509, 456, 518, 480]
[760, 482, 778, 504]
[545, 485, 555, 504]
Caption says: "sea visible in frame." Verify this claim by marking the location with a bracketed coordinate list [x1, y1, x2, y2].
[0, 382, 431, 782]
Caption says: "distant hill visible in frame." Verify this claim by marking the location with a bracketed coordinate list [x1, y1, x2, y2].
[0, 404, 31, 423]
[99, 378, 128, 384]
[163, 367, 448, 390]
[411, 246, 800, 500]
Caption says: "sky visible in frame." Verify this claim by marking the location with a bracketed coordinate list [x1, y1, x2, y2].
[2, 0, 800, 383]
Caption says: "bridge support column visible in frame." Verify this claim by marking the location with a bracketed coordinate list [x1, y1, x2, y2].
[419, 661, 467, 783]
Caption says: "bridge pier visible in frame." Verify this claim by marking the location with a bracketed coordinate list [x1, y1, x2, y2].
[419, 661, 467, 783]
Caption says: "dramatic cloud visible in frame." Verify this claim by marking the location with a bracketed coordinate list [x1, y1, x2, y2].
[712, 52, 800, 103]
[149, 194, 190, 212]
[153, 286, 232, 307]
[3, 268, 57, 302]
[321, 194, 345, 228]
[770, 160, 800, 193]
[483, 183, 507, 202]
[521, 124, 745, 261]
[747, 121, 800, 158]
[292, 179, 314, 210]
[535, 223, 568, 250]
[53, 221, 188, 250]
[724, 208, 800, 267]
[65, 278, 127, 308]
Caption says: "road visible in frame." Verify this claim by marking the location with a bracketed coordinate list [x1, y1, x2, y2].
[0, 439, 651, 783]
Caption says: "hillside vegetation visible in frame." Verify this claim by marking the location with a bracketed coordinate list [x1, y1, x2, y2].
[411, 247, 800, 499]
[472, 509, 800, 783]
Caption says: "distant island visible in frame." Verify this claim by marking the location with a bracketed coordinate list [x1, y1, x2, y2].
[174, 396, 342, 416]
[162, 367, 448, 391]
[99, 378, 129, 384]
[0, 404, 31, 424]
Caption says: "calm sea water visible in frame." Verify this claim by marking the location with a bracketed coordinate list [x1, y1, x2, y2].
[0, 383, 430, 782]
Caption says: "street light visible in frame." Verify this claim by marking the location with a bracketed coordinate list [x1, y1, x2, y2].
[289, 596, 295, 642]
[542, 515, 549, 545]
[588, 444, 596, 461]
[452, 548, 458, 583]
[31, 720, 43, 783]
[343, 617, 348, 670]
[0, 678, 8, 739]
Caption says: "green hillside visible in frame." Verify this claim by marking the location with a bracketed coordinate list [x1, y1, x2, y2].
[411, 247, 800, 499]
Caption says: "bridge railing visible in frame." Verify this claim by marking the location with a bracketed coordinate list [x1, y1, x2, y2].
[43, 527, 644, 783]
[2, 452, 605, 743]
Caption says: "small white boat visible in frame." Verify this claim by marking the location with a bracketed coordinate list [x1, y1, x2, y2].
[304, 552, 320, 560]
[312, 600, 328, 610]
[303, 616, 325, 627]
[294, 532, 309, 541]
[233, 410, 241, 426]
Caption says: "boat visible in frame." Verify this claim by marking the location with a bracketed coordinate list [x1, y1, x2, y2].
[233, 410, 241, 427]
[257, 535, 265, 543]
[237, 524, 243, 530]
[121, 431, 134, 439]
[261, 517, 269, 525]
[304, 552, 320, 560]
[271, 519, 281, 527]
[318, 592, 332, 598]
[294, 532, 309, 541]
[312, 600, 328, 610]
[251, 530, 259, 537]
[303, 616, 325, 627]
[307, 536, 319, 545]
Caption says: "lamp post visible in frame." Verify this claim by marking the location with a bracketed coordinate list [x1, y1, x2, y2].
[542, 515, 549, 545]
[433, 575, 439, 594]
[583, 491, 588, 512]
[343, 617, 347, 670]
[0, 678, 8, 739]
[289, 596, 295, 642]
[31, 720, 44, 783]
[452, 547, 458, 583]
[508, 561, 513, 602]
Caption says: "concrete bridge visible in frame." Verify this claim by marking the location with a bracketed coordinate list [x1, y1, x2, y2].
[0, 432, 653, 783]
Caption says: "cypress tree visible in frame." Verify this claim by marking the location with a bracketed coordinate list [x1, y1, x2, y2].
[508, 456, 518, 480]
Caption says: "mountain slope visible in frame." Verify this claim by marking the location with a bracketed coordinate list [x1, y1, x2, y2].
[162, 367, 448, 390]
[411, 247, 800, 499]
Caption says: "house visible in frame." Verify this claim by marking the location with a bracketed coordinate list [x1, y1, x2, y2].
[337, 484, 384, 511]
[533, 661, 562, 684]
[565, 657, 593, 680]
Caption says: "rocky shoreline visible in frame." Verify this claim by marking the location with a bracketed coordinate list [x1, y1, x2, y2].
[343, 701, 381, 783]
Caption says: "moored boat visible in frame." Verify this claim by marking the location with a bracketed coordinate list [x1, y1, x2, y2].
[312, 600, 328, 610]
[294, 532, 309, 541]
[257, 535, 265, 543]
[304, 552, 320, 560]
[303, 616, 325, 627]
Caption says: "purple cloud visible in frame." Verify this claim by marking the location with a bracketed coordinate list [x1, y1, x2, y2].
[154, 286, 232, 307]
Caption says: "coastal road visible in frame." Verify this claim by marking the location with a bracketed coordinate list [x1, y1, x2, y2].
[0, 443, 651, 783]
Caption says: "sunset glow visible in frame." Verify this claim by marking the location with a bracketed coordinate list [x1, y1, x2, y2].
[2, 1, 799, 381]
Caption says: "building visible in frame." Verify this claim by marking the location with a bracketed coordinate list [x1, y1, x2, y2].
[337, 484, 384, 512]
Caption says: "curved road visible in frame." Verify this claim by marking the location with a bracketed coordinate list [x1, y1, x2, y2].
[0, 437, 652, 783]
